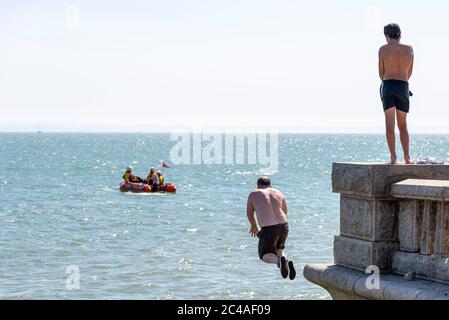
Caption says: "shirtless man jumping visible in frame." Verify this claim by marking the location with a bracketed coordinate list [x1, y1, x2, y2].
[378, 23, 414, 164]
[246, 176, 296, 280]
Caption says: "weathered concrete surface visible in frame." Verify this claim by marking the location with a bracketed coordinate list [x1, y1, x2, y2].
[397, 199, 449, 256]
[398, 200, 422, 252]
[332, 163, 449, 197]
[340, 195, 397, 241]
[420, 201, 437, 255]
[334, 236, 398, 271]
[391, 179, 449, 201]
[304, 263, 449, 300]
[391, 251, 449, 284]
[435, 203, 449, 255]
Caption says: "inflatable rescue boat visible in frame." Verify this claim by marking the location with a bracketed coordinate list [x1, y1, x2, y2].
[119, 181, 177, 193]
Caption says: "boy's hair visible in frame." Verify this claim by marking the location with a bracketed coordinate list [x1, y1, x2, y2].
[384, 23, 401, 40]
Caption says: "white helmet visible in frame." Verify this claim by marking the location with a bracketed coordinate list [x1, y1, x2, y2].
[126, 166, 133, 172]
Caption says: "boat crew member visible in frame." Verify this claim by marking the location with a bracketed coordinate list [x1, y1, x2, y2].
[157, 172, 165, 186]
[147, 167, 159, 192]
[122, 166, 142, 183]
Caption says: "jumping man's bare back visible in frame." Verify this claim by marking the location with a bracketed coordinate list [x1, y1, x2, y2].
[246, 176, 295, 280]
[247, 188, 288, 228]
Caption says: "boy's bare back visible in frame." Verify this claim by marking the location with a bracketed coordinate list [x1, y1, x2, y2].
[379, 43, 414, 81]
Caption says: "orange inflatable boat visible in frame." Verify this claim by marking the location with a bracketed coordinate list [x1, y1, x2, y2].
[119, 181, 176, 193]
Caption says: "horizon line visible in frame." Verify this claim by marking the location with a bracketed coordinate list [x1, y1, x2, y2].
[2, 131, 449, 135]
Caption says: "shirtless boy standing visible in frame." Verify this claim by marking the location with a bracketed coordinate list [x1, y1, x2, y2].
[379, 23, 414, 164]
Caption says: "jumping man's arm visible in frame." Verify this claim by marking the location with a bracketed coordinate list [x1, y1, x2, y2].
[246, 194, 259, 237]
[378, 48, 385, 81]
[282, 197, 288, 215]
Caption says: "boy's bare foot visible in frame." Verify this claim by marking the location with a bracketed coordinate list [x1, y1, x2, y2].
[405, 158, 414, 164]
[389, 156, 398, 165]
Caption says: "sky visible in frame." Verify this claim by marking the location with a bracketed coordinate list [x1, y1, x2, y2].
[1, 0, 449, 132]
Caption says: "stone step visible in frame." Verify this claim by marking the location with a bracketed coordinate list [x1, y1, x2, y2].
[391, 179, 449, 201]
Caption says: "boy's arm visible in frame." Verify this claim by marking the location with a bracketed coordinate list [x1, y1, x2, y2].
[408, 46, 414, 79]
[378, 48, 385, 81]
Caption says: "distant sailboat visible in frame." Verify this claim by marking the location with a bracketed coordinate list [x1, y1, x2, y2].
[37, 125, 43, 134]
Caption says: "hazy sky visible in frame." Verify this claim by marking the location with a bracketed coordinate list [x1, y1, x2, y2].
[1, 0, 448, 132]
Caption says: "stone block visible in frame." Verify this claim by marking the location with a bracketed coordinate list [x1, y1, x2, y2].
[340, 195, 397, 241]
[398, 200, 422, 252]
[332, 163, 449, 197]
[334, 235, 398, 271]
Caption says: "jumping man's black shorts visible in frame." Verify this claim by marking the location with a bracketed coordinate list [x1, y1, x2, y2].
[257, 223, 289, 260]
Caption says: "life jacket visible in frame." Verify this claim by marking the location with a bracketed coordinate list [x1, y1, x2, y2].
[159, 175, 165, 185]
[124, 171, 139, 183]
[147, 172, 157, 183]
[123, 171, 131, 183]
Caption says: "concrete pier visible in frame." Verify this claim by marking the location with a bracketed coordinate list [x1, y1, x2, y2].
[304, 163, 449, 300]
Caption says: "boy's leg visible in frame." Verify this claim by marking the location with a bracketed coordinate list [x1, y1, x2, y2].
[396, 109, 413, 164]
[385, 108, 397, 164]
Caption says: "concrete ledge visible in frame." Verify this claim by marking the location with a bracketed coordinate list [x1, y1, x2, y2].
[391, 179, 449, 201]
[304, 263, 449, 300]
[332, 163, 449, 197]
[391, 251, 449, 284]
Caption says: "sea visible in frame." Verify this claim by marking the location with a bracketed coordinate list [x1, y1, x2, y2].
[1, 133, 448, 299]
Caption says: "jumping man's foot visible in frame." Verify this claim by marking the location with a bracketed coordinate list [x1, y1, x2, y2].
[279, 256, 288, 279]
[405, 158, 415, 164]
[288, 260, 296, 280]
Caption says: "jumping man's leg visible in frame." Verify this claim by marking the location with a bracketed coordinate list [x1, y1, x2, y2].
[276, 248, 295, 280]
[262, 253, 279, 264]
[276, 248, 285, 258]
[396, 109, 413, 164]
[385, 108, 397, 164]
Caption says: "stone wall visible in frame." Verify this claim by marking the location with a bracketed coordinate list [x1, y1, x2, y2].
[304, 163, 449, 300]
[391, 179, 449, 284]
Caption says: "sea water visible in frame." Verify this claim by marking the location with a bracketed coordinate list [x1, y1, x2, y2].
[1, 133, 448, 299]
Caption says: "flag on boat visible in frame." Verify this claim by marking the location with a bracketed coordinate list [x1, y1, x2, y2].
[162, 161, 171, 168]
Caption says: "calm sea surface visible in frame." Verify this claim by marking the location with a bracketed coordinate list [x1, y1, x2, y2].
[1, 133, 448, 299]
